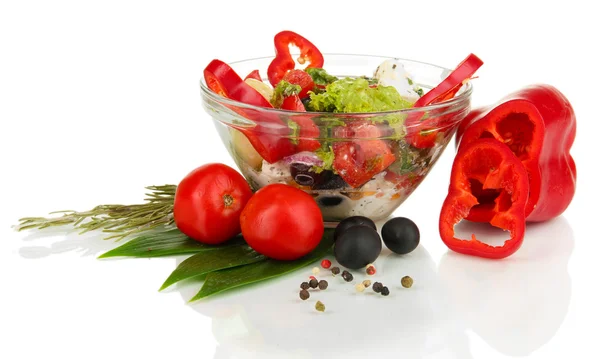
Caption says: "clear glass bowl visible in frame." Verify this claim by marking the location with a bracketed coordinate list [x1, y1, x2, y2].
[200, 54, 472, 222]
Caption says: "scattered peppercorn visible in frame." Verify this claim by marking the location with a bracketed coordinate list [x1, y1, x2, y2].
[331, 267, 341, 275]
[355, 283, 366, 292]
[341, 270, 354, 282]
[321, 259, 332, 269]
[372, 282, 383, 293]
[318, 280, 328, 290]
[362, 280, 371, 288]
[381, 286, 390, 296]
[366, 264, 376, 276]
[299, 289, 310, 300]
[312, 267, 320, 275]
[300, 282, 310, 290]
[315, 301, 326, 312]
[401, 276, 413, 288]
[309, 278, 319, 288]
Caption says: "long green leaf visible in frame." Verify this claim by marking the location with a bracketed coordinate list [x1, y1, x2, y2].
[159, 246, 266, 291]
[190, 229, 334, 301]
[98, 229, 243, 258]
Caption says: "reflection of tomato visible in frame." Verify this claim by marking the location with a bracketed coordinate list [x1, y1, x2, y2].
[173, 164, 253, 244]
[240, 184, 324, 260]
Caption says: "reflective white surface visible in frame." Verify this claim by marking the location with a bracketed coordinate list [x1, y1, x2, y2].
[1, 1, 599, 358]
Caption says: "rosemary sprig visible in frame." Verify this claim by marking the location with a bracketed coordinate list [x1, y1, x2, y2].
[16, 185, 177, 241]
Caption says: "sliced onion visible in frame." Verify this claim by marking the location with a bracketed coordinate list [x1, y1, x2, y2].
[282, 151, 324, 166]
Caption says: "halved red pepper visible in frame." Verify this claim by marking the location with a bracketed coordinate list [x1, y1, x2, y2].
[439, 138, 529, 259]
[405, 54, 483, 148]
[267, 31, 324, 87]
[281, 95, 321, 152]
[456, 84, 576, 222]
[204, 59, 295, 163]
[332, 121, 396, 188]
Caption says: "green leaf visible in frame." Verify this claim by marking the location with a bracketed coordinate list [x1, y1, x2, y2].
[159, 245, 266, 291]
[190, 229, 335, 301]
[98, 229, 243, 258]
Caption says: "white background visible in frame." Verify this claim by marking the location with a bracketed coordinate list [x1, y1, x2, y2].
[1, 1, 599, 358]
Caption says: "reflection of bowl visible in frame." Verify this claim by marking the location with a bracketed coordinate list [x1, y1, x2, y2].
[200, 55, 473, 222]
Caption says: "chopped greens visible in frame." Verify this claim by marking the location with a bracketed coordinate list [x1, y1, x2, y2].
[312, 146, 335, 173]
[271, 80, 301, 108]
[305, 68, 338, 87]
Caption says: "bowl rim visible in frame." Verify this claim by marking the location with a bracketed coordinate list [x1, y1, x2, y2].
[200, 53, 473, 117]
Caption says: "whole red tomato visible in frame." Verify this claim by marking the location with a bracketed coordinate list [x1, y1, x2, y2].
[240, 184, 324, 260]
[173, 163, 253, 244]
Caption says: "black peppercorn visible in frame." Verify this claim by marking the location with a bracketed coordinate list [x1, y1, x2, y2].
[372, 282, 383, 293]
[299, 289, 310, 300]
[341, 270, 354, 282]
[381, 286, 390, 296]
[300, 282, 310, 290]
[331, 267, 341, 275]
[309, 278, 319, 288]
[318, 280, 328, 290]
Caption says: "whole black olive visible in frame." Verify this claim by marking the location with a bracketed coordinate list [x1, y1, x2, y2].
[334, 226, 382, 269]
[334, 216, 377, 241]
[313, 173, 347, 190]
[290, 163, 319, 187]
[381, 217, 420, 255]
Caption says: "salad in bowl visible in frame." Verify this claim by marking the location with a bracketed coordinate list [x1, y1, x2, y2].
[201, 31, 482, 222]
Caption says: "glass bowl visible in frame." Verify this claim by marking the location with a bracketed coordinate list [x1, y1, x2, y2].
[200, 54, 472, 222]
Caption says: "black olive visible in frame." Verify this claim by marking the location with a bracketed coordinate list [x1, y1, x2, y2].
[290, 163, 318, 187]
[318, 196, 344, 207]
[334, 216, 377, 241]
[381, 217, 420, 255]
[313, 173, 347, 190]
[334, 226, 382, 269]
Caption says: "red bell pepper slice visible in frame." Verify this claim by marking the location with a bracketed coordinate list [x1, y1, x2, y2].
[204, 59, 295, 163]
[439, 138, 529, 259]
[244, 69, 262, 81]
[405, 54, 483, 149]
[456, 84, 576, 222]
[281, 95, 321, 152]
[267, 31, 324, 87]
[282, 69, 315, 99]
[332, 121, 395, 188]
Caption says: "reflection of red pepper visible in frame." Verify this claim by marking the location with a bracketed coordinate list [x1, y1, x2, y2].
[267, 31, 324, 87]
[439, 138, 529, 259]
[204, 59, 295, 163]
[281, 95, 320, 152]
[405, 54, 483, 149]
[456, 84, 576, 222]
[332, 121, 395, 188]
[244, 69, 262, 81]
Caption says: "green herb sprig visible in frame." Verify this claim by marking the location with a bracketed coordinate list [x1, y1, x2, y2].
[16, 185, 176, 241]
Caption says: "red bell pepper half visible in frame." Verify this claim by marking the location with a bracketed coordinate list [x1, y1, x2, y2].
[267, 31, 324, 87]
[204, 59, 295, 163]
[456, 84, 576, 222]
[405, 54, 483, 149]
[439, 138, 529, 259]
[332, 121, 396, 188]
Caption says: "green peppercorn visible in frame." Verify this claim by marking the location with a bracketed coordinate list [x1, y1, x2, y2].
[315, 300, 326, 312]
[300, 282, 310, 290]
[331, 267, 341, 275]
[318, 280, 328, 290]
[341, 270, 353, 282]
[309, 278, 319, 288]
[372, 281, 383, 293]
[299, 289, 310, 300]
[401, 276, 413, 288]
[381, 286, 390, 296]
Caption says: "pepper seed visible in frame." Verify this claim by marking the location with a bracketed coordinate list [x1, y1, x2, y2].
[315, 300, 326, 312]
[401, 276, 413, 288]
[362, 280, 371, 288]
[355, 283, 366, 292]
[312, 267, 320, 275]
[299, 289, 310, 300]
[309, 278, 319, 288]
[372, 282, 383, 293]
[341, 270, 354, 282]
[381, 286, 390, 296]
[300, 281, 310, 290]
[366, 264, 376, 276]
[331, 267, 341, 275]
[318, 280, 329, 290]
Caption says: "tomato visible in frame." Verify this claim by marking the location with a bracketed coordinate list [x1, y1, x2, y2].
[240, 184, 324, 260]
[282, 69, 315, 98]
[173, 163, 253, 244]
[333, 140, 395, 188]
